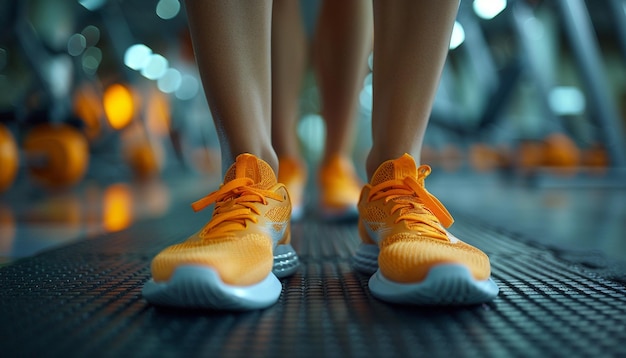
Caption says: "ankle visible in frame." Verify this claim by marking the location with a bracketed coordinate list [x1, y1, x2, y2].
[221, 148, 279, 177]
[365, 150, 421, 181]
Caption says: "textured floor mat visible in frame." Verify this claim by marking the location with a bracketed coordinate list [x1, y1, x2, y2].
[1, 209, 625, 358]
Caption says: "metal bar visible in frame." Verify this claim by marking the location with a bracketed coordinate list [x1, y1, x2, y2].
[556, 0, 626, 166]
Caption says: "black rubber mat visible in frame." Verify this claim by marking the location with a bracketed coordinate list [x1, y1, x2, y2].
[2, 207, 626, 358]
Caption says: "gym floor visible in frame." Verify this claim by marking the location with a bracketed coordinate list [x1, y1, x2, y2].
[2, 0, 626, 357]
[1, 166, 626, 357]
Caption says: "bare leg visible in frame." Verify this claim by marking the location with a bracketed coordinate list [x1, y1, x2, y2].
[146, 1, 302, 311]
[271, 0, 308, 160]
[354, 2, 498, 306]
[367, 0, 459, 179]
[184, 0, 276, 173]
[314, 0, 373, 163]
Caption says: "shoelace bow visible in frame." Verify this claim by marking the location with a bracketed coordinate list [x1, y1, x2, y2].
[190, 177, 284, 236]
[368, 165, 454, 240]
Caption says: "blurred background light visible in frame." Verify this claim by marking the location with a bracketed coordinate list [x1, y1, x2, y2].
[124, 44, 152, 71]
[48, 56, 73, 99]
[449, 21, 466, 50]
[175, 74, 199, 100]
[140, 54, 169, 80]
[359, 84, 373, 113]
[103, 183, 134, 233]
[363, 72, 372, 87]
[473, 0, 507, 20]
[104, 84, 135, 130]
[549, 86, 586, 116]
[156, 0, 181, 20]
[82, 46, 102, 75]
[157, 68, 182, 93]
[297, 114, 326, 161]
[81, 25, 101, 47]
[67, 34, 86, 57]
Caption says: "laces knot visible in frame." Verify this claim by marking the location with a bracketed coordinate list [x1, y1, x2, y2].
[190, 177, 284, 236]
[368, 165, 454, 236]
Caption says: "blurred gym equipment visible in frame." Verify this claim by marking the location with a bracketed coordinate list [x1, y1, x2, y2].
[1, 1, 625, 357]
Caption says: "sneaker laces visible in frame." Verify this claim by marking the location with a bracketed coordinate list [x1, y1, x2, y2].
[190, 177, 284, 236]
[367, 165, 454, 240]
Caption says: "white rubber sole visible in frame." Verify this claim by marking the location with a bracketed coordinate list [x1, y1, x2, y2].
[353, 244, 499, 306]
[142, 267, 282, 310]
[143, 244, 299, 310]
[273, 243, 300, 278]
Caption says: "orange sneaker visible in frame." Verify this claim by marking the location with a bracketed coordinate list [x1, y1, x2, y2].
[278, 156, 307, 221]
[142, 153, 299, 310]
[353, 153, 498, 305]
[318, 155, 362, 220]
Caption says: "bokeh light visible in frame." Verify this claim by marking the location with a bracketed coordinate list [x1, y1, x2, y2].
[67, 34, 86, 57]
[175, 74, 199, 100]
[103, 84, 135, 130]
[156, 0, 181, 20]
[81, 25, 101, 47]
[124, 44, 152, 71]
[82, 46, 102, 75]
[157, 68, 182, 93]
[473, 0, 507, 20]
[449, 21, 466, 50]
[103, 183, 134, 233]
[549, 86, 586, 116]
[140, 54, 169, 80]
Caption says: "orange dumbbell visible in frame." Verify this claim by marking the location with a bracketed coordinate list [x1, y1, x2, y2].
[515, 133, 581, 176]
[469, 143, 512, 172]
[542, 133, 581, 168]
[0, 124, 19, 192]
[22, 123, 89, 189]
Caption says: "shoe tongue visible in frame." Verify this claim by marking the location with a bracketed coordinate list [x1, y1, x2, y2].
[223, 153, 277, 189]
[370, 153, 417, 186]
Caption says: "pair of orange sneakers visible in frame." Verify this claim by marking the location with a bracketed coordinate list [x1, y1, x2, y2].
[142, 153, 498, 310]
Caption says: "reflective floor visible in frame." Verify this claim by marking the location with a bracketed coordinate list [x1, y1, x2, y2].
[1, 166, 626, 357]
[0, 173, 219, 265]
[3, 165, 625, 268]
[2, 0, 626, 355]
[429, 170, 626, 266]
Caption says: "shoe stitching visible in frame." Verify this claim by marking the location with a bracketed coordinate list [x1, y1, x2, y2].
[366, 165, 454, 241]
[191, 177, 284, 237]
